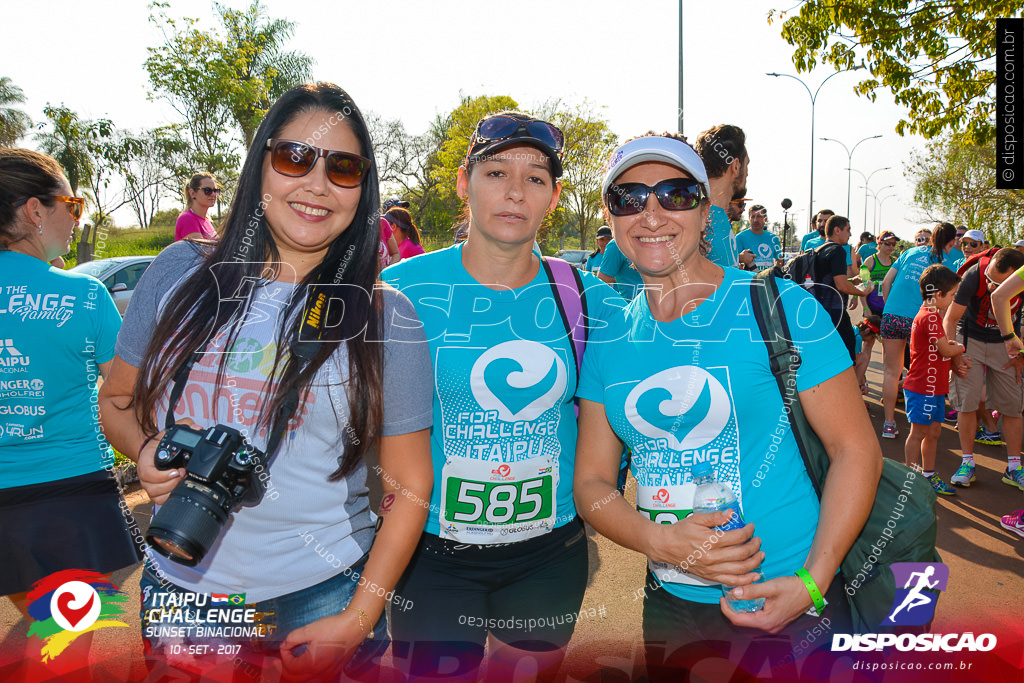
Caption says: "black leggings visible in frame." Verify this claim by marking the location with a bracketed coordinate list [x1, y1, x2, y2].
[390, 518, 588, 678]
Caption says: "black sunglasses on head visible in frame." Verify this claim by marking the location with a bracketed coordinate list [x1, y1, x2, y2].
[605, 178, 704, 216]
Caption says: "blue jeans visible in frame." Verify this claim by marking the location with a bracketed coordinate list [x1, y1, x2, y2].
[140, 554, 388, 681]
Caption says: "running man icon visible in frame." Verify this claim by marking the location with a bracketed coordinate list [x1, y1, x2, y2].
[886, 562, 949, 626]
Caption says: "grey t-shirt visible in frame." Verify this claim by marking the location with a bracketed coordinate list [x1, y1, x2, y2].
[117, 241, 433, 601]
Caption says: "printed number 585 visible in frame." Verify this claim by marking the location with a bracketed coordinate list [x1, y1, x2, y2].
[452, 478, 546, 523]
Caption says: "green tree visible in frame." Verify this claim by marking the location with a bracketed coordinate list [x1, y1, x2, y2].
[536, 99, 618, 251]
[0, 77, 32, 147]
[34, 105, 110, 195]
[146, 1, 313, 152]
[215, 1, 314, 146]
[907, 134, 1024, 243]
[770, 1, 1022, 143]
[428, 93, 521, 215]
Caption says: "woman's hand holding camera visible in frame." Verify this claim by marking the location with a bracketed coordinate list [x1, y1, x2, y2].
[136, 418, 195, 505]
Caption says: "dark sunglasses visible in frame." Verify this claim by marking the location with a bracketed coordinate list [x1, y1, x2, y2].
[11, 195, 85, 221]
[199, 187, 222, 197]
[265, 139, 371, 188]
[961, 240, 981, 249]
[605, 178, 704, 216]
[881, 240, 898, 247]
[473, 115, 564, 154]
[915, 237, 930, 244]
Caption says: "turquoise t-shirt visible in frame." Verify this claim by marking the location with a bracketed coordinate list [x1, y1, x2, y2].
[801, 232, 822, 251]
[882, 246, 952, 320]
[707, 205, 738, 268]
[598, 239, 642, 300]
[0, 252, 121, 488]
[577, 268, 850, 603]
[803, 235, 825, 251]
[584, 251, 603, 275]
[947, 247, 965, 266]
[382, 244, 624, 541]
[857, 243, 878, 262]
[734, 229, 781, 269]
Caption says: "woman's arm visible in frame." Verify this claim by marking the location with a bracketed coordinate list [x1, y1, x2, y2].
[98, 355, 186, 503]
[280, 429, 432, 679]
[724, 367, 882, 634]
[992, 266, 1024, 356]
[574, 399, 762, 586]
[387, 235, 402, 266]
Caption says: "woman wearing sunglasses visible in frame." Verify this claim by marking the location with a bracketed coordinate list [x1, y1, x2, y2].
[174, 173, 221, 241]
[0, 149, 139, 670]
[382, 112, 624, 680]
[877, 223, 959, 439]
[574, 133, 880, 674]
[98, 83, 434, 680]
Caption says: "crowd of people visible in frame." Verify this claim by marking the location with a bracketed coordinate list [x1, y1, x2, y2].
[0, 80, 1020, 681]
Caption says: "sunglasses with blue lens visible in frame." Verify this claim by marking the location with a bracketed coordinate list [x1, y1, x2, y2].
[605, 178, 704, 217]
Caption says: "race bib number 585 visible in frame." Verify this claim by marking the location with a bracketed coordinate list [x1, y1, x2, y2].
[440, 456, 556, 543]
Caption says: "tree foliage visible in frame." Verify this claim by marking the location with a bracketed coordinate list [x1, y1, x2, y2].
[907, 135, 1024, 243]
[770, 0, 1022, 144]
[536, 99, 618, 250]
[35, 105, 111, 195]
[145, 0, 313, 173]
[0, 77, 32, 147]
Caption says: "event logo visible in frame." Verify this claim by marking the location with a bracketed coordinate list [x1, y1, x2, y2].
[757, 243, 774, 258]
[624, 367, 731, 450]
[25, 570, 130, 661]
[885, 562, 949, 626]
[470, 341, 567, 422]
[655, 488, 671, 504]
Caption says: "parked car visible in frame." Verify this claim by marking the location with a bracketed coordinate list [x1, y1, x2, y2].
[553, 249, 590, 270]
[69, 255, 156, 315]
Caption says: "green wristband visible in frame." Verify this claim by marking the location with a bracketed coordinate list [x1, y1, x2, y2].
[795, 568, 825, 616]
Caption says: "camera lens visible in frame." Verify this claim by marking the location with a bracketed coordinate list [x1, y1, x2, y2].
[146, 484, 231, 566]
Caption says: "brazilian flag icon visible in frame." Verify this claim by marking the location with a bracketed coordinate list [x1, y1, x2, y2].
[228, 594, 246, 606]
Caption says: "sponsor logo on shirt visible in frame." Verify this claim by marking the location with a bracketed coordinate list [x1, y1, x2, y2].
[0, 339, 30, 371]
[0, 377, 42, 399]
[0, 405, 45, 416]
[1, 423, 44, 440]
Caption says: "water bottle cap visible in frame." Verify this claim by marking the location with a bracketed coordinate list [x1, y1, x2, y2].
[691, 459, 712, 478]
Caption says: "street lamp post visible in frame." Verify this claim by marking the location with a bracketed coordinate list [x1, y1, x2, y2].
[876, 194, 896, 233]
[862, 184, 895, 232]
[821, 134, 882, 216]
[678, 2, 684, 133]
[847, 166, 891, 233]
[767, 71, 845, 235]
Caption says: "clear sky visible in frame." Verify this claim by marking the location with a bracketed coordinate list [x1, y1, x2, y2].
[4, 0, 940, 240]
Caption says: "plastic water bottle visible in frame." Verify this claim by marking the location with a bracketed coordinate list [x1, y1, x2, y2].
[691, 459, 765, 613]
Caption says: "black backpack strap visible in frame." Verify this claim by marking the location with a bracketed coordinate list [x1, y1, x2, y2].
[749, 275, 830, 499]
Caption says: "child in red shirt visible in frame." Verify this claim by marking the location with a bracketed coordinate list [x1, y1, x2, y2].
[904, 264, 966, 495]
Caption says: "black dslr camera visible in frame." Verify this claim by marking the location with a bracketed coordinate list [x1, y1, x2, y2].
[145, 424, 267, 566]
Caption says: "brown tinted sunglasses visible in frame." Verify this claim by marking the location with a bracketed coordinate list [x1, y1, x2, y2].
[12, 195, 85, 221]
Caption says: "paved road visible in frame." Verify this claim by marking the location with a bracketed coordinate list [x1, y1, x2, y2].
[2, 345, 1022, 680]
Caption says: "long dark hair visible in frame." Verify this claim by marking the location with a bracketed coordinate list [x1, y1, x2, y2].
[133, 83, 383, 480]
[930, 222, 957, 264]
